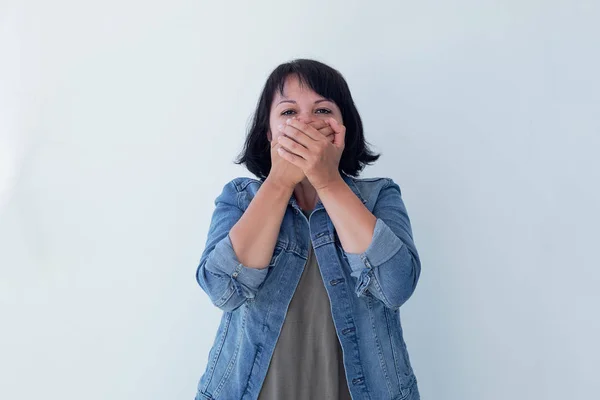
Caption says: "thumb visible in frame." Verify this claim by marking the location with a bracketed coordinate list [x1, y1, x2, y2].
[328, 117, 345, 148]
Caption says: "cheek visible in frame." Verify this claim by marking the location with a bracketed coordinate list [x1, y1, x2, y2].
[269, 115, 292, 140]
[314, 114, 331, 121]
[332, 113, 343, 125]
[331, 107, 343, 124]
[269, 114, 285, 133]
[269, 121, 284, 141]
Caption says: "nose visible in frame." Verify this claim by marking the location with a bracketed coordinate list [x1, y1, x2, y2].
[295, 114, 315, 124]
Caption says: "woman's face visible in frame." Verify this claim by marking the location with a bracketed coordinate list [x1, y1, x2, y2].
[268, 75, 343, 142]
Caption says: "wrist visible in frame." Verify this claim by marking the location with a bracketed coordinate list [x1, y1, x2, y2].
[315, 173, 344, 194]
[264, 175, 296, 194]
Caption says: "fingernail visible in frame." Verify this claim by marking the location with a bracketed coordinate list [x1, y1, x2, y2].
[277, 124, 283, 131]
[286, 118, 292, 124]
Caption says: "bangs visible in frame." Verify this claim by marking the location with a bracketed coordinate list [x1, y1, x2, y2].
[268, 60, 348, 107]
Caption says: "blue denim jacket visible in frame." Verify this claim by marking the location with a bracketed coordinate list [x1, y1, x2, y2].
[195, 172, 421, 400]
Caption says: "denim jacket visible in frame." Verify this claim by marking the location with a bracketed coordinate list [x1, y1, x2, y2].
[195, 172, 421, 400]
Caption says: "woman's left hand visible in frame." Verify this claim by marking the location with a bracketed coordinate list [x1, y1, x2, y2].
[276, 117, 346, 190]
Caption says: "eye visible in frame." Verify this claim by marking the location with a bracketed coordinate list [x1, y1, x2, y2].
[281, 109, 296, 116]
[316, 108, 332, 114]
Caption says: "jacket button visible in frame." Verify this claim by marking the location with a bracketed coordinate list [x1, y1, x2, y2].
[342, 327, 355, 335]
[351, 377, 365, 385]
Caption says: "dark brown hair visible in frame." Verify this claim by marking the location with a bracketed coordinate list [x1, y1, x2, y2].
[234, 59, 380, 180]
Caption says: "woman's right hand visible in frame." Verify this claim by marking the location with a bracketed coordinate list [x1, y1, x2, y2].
[268, 119, 334, 190]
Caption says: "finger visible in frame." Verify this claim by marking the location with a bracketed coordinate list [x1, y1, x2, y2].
[317, 125, 334, 137]
[278, 134, 309, 159]
[308, 119, 328, 130]
[328, 117, 346, 147]
[327, 117, 344, 134]
[286, 118, 322, 141]
[310, 120, 334, 139]
[318, 128, 335, 143]
[277, 145, 306, 169]
[278, 123, 313, 148]
[271, 141, 283, 157]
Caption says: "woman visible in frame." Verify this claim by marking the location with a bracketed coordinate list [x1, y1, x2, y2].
[195, 59, 421, 400]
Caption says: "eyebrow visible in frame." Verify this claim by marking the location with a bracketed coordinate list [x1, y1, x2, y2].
[276, 99, 332, 106]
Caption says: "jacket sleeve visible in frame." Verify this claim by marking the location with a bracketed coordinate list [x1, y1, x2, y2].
[343, 178, 421, 309]
[195, 179, 270, 312]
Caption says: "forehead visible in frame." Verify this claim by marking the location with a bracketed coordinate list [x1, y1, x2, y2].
[274, 75, 321, 100]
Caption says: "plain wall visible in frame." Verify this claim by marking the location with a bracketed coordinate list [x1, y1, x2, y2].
[1, 1, 598, 399]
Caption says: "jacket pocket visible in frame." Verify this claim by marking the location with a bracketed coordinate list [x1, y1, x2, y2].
[196, 391, 213, 400]
[200, 303, 251, 398]
[333, 231, 349, 264]
[384, 307, 414, 386]
[268, 243, 285, 268]
[261, 243, 286, 285]
[198, 311, 233, 392]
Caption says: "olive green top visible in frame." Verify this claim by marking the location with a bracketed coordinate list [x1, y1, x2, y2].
[258, 209, 352, 400]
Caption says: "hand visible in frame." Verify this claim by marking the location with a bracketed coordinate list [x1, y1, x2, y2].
[276, 117, 346, 190]
[309, 119, 336, 143]
[268, 133, 305, 190]
[267, 119, 336, 190]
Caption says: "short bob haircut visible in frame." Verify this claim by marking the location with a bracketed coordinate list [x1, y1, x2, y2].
[234, 59, 380, 181]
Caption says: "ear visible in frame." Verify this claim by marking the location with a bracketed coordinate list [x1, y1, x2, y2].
[267, 129, 272, 142]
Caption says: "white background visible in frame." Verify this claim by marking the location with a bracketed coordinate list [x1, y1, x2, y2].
[1, 1, 598, 399]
